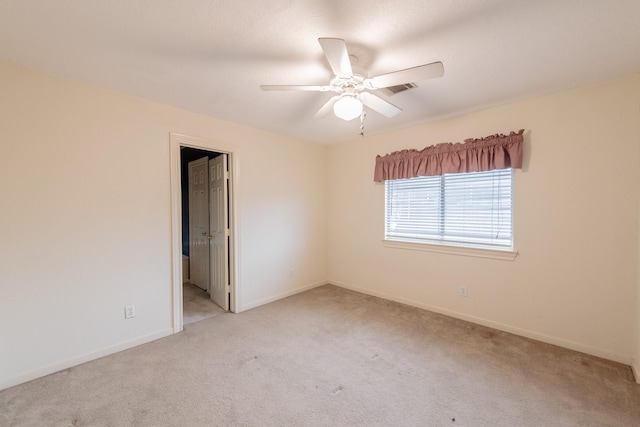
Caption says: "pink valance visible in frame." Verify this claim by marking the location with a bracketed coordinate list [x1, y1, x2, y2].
[374, 129, 524, 182]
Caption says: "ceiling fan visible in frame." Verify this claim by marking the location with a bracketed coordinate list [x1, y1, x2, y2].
[260, 38, 444, 121]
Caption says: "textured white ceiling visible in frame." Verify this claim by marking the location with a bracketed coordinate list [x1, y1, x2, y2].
[1, 0, 639, 143]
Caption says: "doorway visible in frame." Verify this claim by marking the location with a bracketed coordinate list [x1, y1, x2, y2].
[183, 149, 228, 323]
[169, 133, 237, 333]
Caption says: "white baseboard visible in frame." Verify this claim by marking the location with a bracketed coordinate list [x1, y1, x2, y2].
[329, 280, 631, 366]
[1, 328, 174, 391]
[238, 280, 328, 312]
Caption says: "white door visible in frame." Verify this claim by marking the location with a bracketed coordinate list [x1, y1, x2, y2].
[209, 154, 229, 310]
[188, 157, 210, 291]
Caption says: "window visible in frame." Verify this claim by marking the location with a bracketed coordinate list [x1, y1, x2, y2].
[384, 168, 513, 251]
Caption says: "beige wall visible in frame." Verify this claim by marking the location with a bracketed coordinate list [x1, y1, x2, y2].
[636, 181, 640, 379]
[0, 61, 327, 389]
[327, 74, 640, 364]
[2, 58, 639, 390]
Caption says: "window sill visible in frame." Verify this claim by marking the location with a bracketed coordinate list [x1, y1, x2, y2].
[382, 239, 518, 261]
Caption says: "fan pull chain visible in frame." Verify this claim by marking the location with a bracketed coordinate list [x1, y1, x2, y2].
[359, 110, 367, 138]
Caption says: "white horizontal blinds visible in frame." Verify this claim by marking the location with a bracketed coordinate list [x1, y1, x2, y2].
[385, 168, 513, 249]
[442, 169, 512, 247]
[385, 175, 442, 241]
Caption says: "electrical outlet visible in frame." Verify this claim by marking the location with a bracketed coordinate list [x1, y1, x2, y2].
[289, 269, 294, 278]
[459, 286, 468, 297]
[125, 305, 136, 319]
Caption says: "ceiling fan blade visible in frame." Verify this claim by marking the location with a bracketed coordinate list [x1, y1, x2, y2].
[260, 85, 330, 91]
[318, 38, 353, 78]
[313, 96, 340, 119]
[367, 61, 444, 89]
[360, 92, 402, 118]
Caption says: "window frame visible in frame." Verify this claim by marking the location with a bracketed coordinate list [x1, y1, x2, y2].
[383, 168, 518, 261]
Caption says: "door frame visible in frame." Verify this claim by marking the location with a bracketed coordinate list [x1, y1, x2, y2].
[169, 133, 238, 333]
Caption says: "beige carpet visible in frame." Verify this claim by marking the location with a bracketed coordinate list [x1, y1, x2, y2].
[1, 285, 639, 426]
[183, 282, 226, 325]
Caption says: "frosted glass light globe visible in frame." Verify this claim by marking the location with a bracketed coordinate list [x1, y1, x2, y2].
[333, 96, 363, 121]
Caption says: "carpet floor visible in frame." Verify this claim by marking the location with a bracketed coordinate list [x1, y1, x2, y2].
[183, 282, 226, 325]
[1, 285, 639, 426]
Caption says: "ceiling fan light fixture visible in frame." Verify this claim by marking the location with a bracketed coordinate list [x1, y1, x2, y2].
[333, 95, 362, 121]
